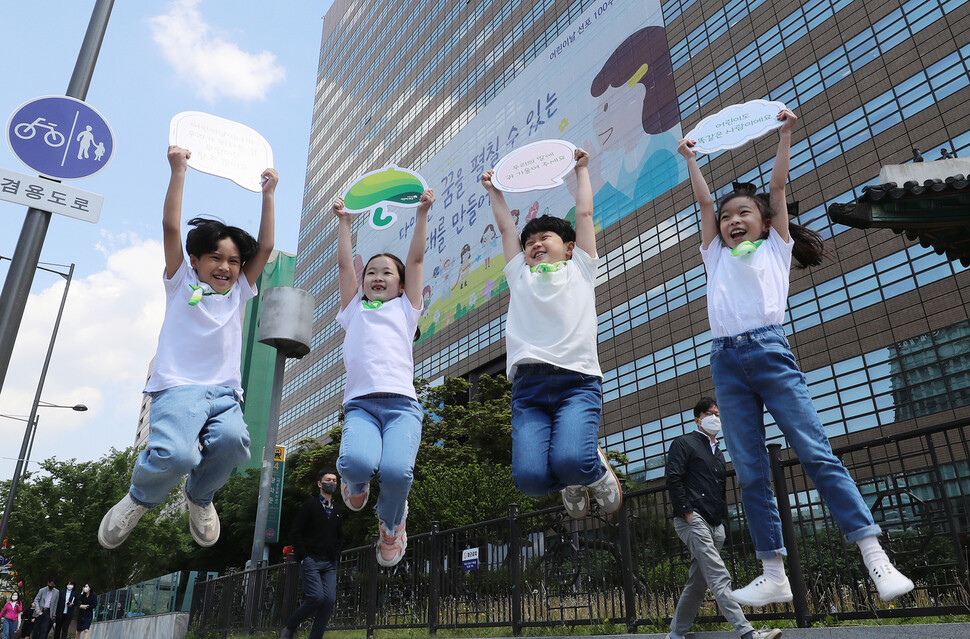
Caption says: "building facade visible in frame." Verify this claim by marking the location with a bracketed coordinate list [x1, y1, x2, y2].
[282, 0, 970, 482]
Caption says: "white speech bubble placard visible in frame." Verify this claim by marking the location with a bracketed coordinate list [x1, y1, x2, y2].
[169, 111, 273, 192]
[685, 100, 788, 154]
[491, 139, 577, 193]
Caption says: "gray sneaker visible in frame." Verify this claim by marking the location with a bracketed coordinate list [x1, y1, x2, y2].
[184, 485, 221, 547]
[587, 448, 623, 514]
[750, 629, 782, 639]
[98, 493, 148, 549]
[561, 485, 589, 519]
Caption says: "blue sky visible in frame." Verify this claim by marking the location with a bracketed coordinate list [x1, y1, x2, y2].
[0, 1, 330, 482]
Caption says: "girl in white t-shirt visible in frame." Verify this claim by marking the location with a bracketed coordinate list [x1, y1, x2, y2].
[333, 188, 434, 568]
[679, 110, 913, 607]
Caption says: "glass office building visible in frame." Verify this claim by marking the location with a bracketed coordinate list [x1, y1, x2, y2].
[281, 0, 970, 482]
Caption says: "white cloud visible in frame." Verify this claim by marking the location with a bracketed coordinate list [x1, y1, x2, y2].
[0, 237, 165, 480]
[149, 0, 286, 102]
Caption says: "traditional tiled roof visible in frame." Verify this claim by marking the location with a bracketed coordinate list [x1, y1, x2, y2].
[827, 159, 970, 266]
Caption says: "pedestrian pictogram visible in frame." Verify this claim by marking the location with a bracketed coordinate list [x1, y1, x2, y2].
[6, 95, 114, 180]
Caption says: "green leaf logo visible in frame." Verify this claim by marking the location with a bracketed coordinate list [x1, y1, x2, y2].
[342, 165, 427, 230]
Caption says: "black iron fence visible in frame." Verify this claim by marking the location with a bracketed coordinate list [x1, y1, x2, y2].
[189, 417, 970, 637]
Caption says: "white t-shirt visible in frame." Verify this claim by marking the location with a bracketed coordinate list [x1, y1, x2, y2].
[337, 291, 421, 403]
[701, 229, 794, 338]
[144, 261, 257, 397]
[503, 246, 603, 381]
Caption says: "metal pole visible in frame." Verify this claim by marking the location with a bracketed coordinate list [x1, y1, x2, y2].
[249, 350, 286, 568]
[0, 0, 113, 397]
[0, 263, 74, 544]
[21, 415, 38, 483]
[508, 503, 522, 636]
[768, 443, 811, 628]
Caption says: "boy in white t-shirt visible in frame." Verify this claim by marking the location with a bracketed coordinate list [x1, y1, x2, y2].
[99, 145, 278, 549]
[480, 148, 622, 519]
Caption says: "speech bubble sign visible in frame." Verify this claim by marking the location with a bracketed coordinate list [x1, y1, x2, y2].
[685, 100, 788, 154]
[342, 165, 429, 231]
[168, 111, 273, 192]
[491, 139, 577, 193]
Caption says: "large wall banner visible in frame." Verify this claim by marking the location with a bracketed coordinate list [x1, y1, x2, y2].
[356, 0, 684, 342]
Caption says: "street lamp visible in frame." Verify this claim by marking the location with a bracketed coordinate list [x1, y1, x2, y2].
[0, 402, 87, 542]
[0, 256, 77, 546]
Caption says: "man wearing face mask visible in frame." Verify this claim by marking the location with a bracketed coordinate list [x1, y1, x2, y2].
[51, 579, 76, 639]
[280, 469, 343, 639]
[30, 579, 57, 639]
[665, 398, 781, 639]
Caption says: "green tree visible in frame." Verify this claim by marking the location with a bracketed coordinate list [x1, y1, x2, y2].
[5, 447, 193, 593]
[280, 375, 537, 549]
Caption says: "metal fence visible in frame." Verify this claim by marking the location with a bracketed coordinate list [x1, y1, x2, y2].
[95, 569, 216, 621]
[189, 417, 970, 637]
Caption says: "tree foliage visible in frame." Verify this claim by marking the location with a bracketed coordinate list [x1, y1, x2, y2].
[281, 375, 536, 549]
[5, 447, 193, 595]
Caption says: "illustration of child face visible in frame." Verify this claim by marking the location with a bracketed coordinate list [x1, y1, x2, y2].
[593, 83, 647, 155]
[461, 245, 471, 264]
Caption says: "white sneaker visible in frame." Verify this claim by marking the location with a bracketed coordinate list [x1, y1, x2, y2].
[98, 494, 148, 549]
[730, 574, 793, 606]
[869, 562, 914, 601]
[751, 629, 783, 639]
[561, 485, 589, 519]
[184, 485, 220, 547]
[586, 448, 622, 514]
[377, 503, 408, 568]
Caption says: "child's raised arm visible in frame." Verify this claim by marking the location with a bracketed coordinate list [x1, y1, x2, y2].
[768, 109, 796, 243]
[677, 139, 717, 249]
[162, 146, 190, 279]
[573, 148, 595, 257]
[481, 170, 522, 263]
[404, 189, 435, 310]
[334, 197, 359, 310]
[242, 168, 279, 287]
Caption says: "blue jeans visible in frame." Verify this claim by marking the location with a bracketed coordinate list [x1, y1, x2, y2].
[710, 325, 881, 559]
[130, 385, 251, 507]
[286, 557, 337, 639]
[337, 394, 423, 529]
[510, 364, 603, 496]
[2, 618, 16, 639]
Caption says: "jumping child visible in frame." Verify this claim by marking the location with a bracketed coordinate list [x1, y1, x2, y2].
[99, 145, 277, 549]
[481, 148, 622, 519]
[678, 109, 914, 606]
[333, 188, 434, 567]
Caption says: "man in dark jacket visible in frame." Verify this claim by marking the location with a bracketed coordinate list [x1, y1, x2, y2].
[280, 469, 343, 639]
[52, 580, 77, 639]
[665, 398, 780, 639]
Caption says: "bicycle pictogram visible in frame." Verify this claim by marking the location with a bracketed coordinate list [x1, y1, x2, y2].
[14, 117, 66, 148]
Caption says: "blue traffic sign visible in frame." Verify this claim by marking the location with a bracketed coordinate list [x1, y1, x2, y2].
[6, 95, 114, 180]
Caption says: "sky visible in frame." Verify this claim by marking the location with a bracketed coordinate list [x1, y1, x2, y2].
[0, 0, 330, 484]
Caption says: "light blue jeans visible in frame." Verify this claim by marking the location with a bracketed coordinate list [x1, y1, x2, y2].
[130, 385, 251, 508]
[710, 325, 881, 559]
[337, 394, 423, 529]
[510, 364, 603, 496]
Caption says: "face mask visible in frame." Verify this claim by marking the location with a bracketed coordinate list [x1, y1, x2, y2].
[48, 585, 54, 590]
[320, 482, 337, 495]
[83, 587, 89, 594]
[67, 585, 73, 591]
[700, 414, 722, 436]
[10, 596, 16, 601]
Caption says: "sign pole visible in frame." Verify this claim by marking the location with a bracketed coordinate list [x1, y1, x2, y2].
[0, 0, 114, 397]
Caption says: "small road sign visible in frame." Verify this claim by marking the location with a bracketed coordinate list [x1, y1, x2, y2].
[6, 95, 114, 180]
[0, 167, 103, 223]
